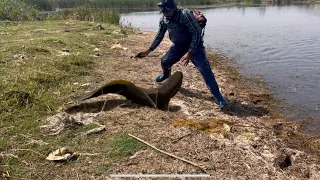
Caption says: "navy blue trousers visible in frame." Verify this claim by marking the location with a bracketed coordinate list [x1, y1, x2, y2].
[161, 44, 224, 102]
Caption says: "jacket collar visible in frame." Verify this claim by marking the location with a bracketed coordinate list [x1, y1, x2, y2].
[164, 8, 180, 23]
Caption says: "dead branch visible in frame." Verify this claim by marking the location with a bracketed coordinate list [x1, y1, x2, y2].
[128, 134, 208, 174]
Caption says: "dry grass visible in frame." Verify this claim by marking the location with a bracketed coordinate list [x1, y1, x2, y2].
[172, 118, 232, 134]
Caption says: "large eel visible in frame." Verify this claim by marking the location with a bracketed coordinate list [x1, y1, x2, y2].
[75, 71, 183, 110]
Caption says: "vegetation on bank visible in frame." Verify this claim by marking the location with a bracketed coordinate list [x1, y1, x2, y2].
[1, 0, 314, 21]
[0, 2, 127, 179]
[0, 0, 38, 21]
[46, 6, 120, 25]
[21, 0, 316, 11]
[0, 19, 138, 179]
[0, 0, 120, 23]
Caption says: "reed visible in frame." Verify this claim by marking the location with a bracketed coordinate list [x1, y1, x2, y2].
[47, 6, 120, 24]
[22, 0, 307, 11]
[23, 0, 224, 11]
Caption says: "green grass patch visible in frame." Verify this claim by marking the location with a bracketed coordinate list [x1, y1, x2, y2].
[109, 134, 145, 160]
[54, 58, 92, 77]
[0, 53, 6, 63]
[0, 20, 133, 179]
[25, 46, 51, 55]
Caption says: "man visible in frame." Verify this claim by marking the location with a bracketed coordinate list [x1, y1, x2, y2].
[137, 0, 227, 109]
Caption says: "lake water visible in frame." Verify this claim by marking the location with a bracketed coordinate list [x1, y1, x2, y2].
[120, 4, 320, 134]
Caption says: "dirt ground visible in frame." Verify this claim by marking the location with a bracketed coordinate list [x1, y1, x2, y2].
[46, 30, 320, 179]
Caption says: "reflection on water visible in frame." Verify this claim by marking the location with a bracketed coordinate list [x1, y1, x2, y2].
[121, 4, 320, 134]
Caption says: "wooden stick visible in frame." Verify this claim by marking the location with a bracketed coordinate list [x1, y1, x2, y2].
[128, 134, 208, 174]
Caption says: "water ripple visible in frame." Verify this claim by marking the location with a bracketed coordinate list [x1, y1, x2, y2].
[121, 4, 320, 133]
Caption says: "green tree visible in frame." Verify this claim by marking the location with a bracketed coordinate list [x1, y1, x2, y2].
[23, 0, 53, 11]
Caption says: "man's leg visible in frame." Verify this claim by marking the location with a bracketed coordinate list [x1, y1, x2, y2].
[191, 46, 227, 109]
[157, 45, 188, 82]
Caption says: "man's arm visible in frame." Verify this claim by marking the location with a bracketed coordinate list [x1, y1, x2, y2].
[181, 9, 202, 54]
[149, 17, 167, 51]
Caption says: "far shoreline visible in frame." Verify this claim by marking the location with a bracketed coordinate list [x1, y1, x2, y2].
[40, 2, 320, 15]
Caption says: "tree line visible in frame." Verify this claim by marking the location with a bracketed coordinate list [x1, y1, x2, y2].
[22, 0, 285, 11]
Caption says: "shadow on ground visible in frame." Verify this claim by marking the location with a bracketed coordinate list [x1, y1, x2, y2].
[222, 99, 269, 117]
[179, 87, 269, 117]
[65, 99, 181, 113]
[179, 87, 212, 101]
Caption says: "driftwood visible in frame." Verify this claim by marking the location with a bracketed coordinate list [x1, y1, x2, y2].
[128, 134, 208, 174]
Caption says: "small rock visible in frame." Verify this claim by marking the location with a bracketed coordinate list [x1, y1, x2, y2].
[241, 101, 249, 105]
[80, 83, 90, 87]
[223, 123, 231, 132]
[93, 48, 100, 52]
[112, 30, 121, 34]
[46, 147, 78, 161]
[13, 54, 27, 60]
[110, 44, 121, 49]
[60, 51, 70, 56]
[62, 49, 70, 52]
[110, 44, 128, 50]
[94, 52, 101, 57]
[96, 24, 104, 30]
[84, 126, 106, 135]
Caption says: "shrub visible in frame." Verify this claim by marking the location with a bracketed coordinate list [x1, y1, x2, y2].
[0, 0, 39, 21]
[48, 6, 120, 25]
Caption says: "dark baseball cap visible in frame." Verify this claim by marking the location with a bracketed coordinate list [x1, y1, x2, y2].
[157, 0, 175, 13]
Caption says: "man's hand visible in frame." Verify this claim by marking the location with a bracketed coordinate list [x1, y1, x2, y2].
[136, 49, 151, 58]
[180, 52, 192, 66]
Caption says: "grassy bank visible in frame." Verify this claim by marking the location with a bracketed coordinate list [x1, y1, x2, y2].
[0, 20, 142, 179]
[1, 18, 319, 180]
